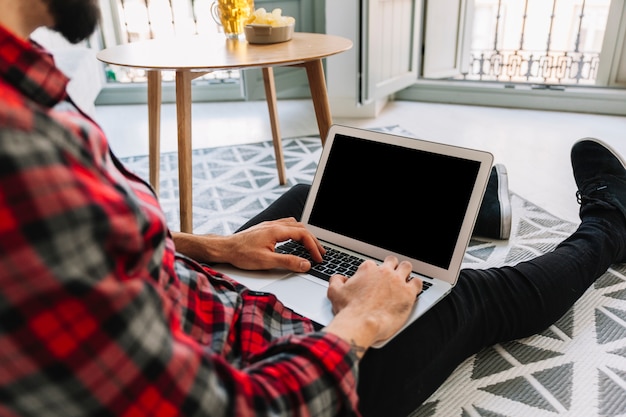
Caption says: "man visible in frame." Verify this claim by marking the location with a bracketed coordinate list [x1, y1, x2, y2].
[1, 1, 625, 416]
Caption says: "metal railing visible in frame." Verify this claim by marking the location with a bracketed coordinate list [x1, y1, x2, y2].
[456, 0, 610, 85]
[464, 50, 600, 84]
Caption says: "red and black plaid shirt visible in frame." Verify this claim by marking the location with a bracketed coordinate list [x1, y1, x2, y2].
[0, 25, 359, 417]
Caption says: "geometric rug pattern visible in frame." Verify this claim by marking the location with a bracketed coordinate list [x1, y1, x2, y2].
[120, 127, 626, 417]
[121, 134, 324, 234]
[412, 197, 626, 417]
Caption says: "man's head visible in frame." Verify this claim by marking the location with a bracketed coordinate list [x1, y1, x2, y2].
[43, 0, 100, 44]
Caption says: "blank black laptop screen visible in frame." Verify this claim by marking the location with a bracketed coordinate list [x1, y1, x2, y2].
[308, 133, 481, 270]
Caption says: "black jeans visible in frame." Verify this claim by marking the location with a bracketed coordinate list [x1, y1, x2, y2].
[236, 184, 625, 417]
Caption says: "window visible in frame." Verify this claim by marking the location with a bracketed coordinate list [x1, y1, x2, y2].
[456, 0, 610, 85]
[398, 0, 626, 115]
[97, 0, 240, 85]
[95, 0, 324, 105]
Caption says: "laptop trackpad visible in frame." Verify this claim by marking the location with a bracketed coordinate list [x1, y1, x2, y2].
[264, 275, 334, 326]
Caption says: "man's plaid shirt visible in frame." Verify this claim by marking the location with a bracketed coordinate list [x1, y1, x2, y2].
[0, 25, 359, 417]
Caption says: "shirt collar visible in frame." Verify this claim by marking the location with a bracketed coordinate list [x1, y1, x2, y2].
[0, 24, 69, 108]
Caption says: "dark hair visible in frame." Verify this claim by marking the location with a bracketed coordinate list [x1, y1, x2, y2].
[45, 0, 101, 44]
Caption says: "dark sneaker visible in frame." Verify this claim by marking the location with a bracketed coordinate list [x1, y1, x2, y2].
[571, 138, 626, 222]
[473, 163, 512, 240]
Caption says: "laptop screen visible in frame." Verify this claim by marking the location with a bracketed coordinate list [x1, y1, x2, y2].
[307, 133, 481, 269]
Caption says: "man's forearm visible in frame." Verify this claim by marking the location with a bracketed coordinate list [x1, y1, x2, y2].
[172, 232, 233, 264]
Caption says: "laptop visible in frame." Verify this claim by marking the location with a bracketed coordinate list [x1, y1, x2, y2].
[216, 124, 493, 347]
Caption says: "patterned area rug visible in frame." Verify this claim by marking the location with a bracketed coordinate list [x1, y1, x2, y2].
[413, 197, 626, 417]
[120, 127, 626, 417]
[120, 133, 325, 234]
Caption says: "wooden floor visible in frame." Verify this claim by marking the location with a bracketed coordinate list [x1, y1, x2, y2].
[96, 99, 626, 225]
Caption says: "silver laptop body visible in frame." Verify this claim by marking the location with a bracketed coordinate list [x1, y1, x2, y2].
[217, 125, 493, 347]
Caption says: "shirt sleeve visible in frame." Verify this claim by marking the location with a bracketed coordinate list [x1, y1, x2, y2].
[0, 125, 361, 417]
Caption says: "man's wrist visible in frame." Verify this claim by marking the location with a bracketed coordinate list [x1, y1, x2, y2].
[323, 311, 380, 359]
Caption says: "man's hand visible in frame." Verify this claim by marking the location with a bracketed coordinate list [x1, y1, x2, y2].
[172, 218, 325, 272]
[324, 256, 422, 358]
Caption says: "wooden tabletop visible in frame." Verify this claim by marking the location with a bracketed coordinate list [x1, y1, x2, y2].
[96, 32, 353, 71]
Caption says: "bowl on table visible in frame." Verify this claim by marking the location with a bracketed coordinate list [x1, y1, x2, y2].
[244, 23, 294, 44]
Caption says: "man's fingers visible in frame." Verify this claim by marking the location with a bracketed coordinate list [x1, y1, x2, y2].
[299, 236, 325, 263]
[396, 259, 413, 274]
[272, 254, 311, 273]
[386, 258, 421, 297]
[272, 217, 299, 224]
[327, 274, 349, 314]
[328, 274, 348, 286]
[327, 274, 348, 297]
[382, 255, 400, 268]
[406, 274, 423, 298]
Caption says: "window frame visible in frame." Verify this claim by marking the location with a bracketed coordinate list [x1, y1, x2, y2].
[94, 0, 324, 106]
[406, 0, 626, 116]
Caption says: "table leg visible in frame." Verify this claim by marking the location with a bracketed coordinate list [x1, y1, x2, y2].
[147, 70, 162, 194]
[176, 70, 193, 233]
[303, 59, 333, 146]
[262, 67, 287, 185]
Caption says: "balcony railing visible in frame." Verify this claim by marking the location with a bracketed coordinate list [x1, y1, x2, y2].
[464, 49, 600, 84]
[455, 0, 610, 85]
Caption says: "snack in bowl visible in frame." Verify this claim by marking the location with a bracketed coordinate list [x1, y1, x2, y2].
[247, 8, 295, 26]
[244, 8, 295, 44]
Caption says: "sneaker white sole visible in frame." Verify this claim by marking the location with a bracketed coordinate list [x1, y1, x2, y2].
[494, 163, 512, 239]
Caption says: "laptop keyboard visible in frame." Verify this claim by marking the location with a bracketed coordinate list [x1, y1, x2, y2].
[275, 240, 363, 281]
[275, 240, 433, 296]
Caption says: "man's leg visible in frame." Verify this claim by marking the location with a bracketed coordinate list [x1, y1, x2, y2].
[357, 139, 626, 417]
[235, 183, 310, 232]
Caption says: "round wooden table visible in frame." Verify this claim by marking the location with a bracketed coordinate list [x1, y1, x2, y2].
[97, 32, 353, 232]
